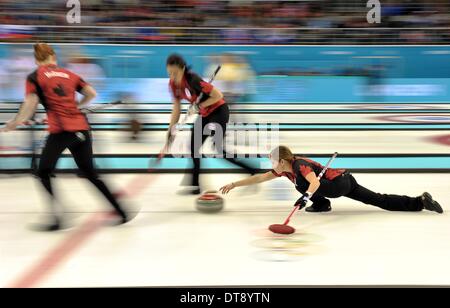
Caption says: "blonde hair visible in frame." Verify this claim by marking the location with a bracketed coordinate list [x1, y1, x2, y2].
[270, 145, 294, 162]
[33, 43, 55, 62]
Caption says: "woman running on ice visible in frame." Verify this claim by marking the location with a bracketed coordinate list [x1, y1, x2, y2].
[165, 54, 256, 194]
[1, 43, 131, 231]
[220, 145, 443, 214]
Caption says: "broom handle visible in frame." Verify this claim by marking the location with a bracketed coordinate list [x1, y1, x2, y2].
[283, 152, 338, 225]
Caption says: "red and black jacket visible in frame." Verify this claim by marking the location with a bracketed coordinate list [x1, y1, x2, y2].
[169, 71, 225, 118]
[272, 156, 347, 193]
[26, 64, 89, 134]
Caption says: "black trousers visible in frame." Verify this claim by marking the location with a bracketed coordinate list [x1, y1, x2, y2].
[296, 173, 423, 212]
[37, 131, 126, 217]
[189, 104, 256, 187]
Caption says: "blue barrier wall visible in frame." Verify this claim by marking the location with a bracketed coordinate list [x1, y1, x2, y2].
[1, 44, 450, 103]
[1, 44, 450, 78]
[86, 77, 449, 103]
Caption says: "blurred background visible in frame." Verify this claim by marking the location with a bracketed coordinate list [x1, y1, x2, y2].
[1, 0, 450, 289]
[0, 0, 450, 44]
[1, 0, 450, 172]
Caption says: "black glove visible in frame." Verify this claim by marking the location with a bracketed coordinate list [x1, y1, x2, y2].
[294, 192, 312, 210]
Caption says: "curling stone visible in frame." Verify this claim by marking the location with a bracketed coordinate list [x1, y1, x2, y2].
[196, 190, 224, 213]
